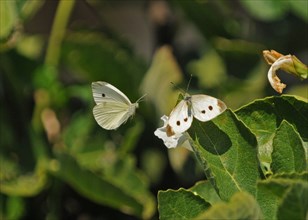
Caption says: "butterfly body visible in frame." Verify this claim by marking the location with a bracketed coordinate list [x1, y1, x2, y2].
[166, 94, 226, 136]
[92, 81, 141, 130]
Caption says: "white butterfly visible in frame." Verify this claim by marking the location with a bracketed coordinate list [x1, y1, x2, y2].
[165, 94, 227, 136]
[92, 81, 144, 130]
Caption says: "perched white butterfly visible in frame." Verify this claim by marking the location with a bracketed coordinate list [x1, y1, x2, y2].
[165, 94, 227, 136]
[92, 81, 144, 130]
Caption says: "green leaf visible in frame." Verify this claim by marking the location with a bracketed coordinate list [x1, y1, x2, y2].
[18, 0, 44, 20]
[140, 46, 183, 116]
[189, 180, 222, 205]
[50, 153, 155, 219]
[62, 31, 146, 100]
[188, 109, 260, 201]
[158, 189, 211, 220]
[140, 148, 167, 184]
[292, 55, 308, 80]
[32, 65, 68, 108]
[63, 112, 97, 154]
[0, 162, 48, 197]
[118, 119, 144, 154]
[194, 191, 263, 220]
[271, 120, 306, 173]
[0, 0, 18, 39]
[236, 95, 308, 176]
[187, 49, 227, 89]
[256, 172, 308, 220]
[16, 35, 44, 59]
[273, 171, 308, 181]
[173, 1, 230, 39]
[239, 0, 288, 21]
[289, 0, 308, 22]
[6, 196, 25, 220]
[0, 155, 19, 181]
[277, 182, 308, 220]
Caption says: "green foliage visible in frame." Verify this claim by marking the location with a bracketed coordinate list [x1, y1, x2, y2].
[256, 172, 308, 220]
[271, 121, 306, 173]
[0, 0, 18, 39]
[158, 188, 211, 219]
[50, 153, 155, 219]
[158, 96, 308, 219]
[189, 110, 260, 200]
[240, 0, 308, 21]
[1, 0, 307, 219]
[236, 96, 308, 176]
[194, 191, 263, 220]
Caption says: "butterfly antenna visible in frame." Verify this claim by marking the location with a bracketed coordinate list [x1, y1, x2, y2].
[170, 82, 186, 94]
[185, 74, 193, 95]
[137, 93, 147, 103]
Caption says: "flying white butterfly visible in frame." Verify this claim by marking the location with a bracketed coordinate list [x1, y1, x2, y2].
[165, 94, 227, 136]
[92, 81, 145, 130]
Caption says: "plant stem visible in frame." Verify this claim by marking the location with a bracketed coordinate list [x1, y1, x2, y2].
[45, 0, 75, 67]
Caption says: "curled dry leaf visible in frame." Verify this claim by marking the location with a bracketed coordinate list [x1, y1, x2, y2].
[263, 50, 308, 93]
[267, 56, 290, 93]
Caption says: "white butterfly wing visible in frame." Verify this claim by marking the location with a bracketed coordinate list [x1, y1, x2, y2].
[93, 101, 136, 130]
[191, 95, 227, 122]
[92, 81, 131, 105]
[167, 99, 193, 135]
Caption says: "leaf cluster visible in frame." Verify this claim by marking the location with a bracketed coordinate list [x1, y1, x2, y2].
[158, 96, 308, 220]
[0, 0, 307, 219]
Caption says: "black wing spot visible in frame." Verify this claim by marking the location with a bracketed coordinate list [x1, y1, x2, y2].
[208, 105, 213, 111]
[176, 121, 181, 126]
[102, 93, 106, 97]
[184, 118, 188, 122]
[201, 110, 206, 114]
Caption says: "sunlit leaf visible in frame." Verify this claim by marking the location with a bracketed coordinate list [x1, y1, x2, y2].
[16, 35, 44, 59]
[188, 110, 260, 201]
[187, 49, 227, 89]
[271, 120, 306, 173]
[236, 95, 308, 176]
[0, 0, 18, 39]
[0, 163, 48, 197]
[194, 191, 262, 220]
[190, 180, 222, 205]
[140, 46, 183, 116]
[158, 189, 211, 220]
[0, 156, 19, 181]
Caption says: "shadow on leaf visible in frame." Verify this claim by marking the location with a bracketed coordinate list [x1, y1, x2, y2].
[190, 120, 232, 155]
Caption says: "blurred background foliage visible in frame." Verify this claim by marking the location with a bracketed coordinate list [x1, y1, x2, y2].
[0, 0, 307, 219]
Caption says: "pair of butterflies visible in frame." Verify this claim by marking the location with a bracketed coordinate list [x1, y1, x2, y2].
[92, 81, 226, 132]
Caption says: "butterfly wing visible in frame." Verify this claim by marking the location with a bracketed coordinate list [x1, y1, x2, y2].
[191, 94, 227, 122]
[93, 101, 136, 130]
[167, 99, 193, 135]
[92, 81, 131, 105]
